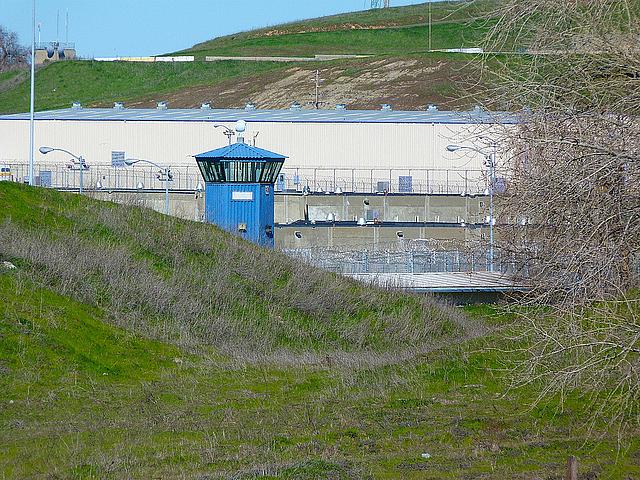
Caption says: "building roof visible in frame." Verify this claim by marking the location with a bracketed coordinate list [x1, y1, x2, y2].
[0, 106, 520, 125]
[195, 141, 287, 161]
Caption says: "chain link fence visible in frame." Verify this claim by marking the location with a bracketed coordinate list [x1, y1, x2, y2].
[1, 163, 488, 195]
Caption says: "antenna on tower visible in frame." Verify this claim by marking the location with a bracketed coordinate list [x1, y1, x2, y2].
[56, 10, 60, 42]
[66, 10, 69, 44]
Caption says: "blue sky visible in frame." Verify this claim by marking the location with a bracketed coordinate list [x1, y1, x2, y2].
[4, 0, 428, 58]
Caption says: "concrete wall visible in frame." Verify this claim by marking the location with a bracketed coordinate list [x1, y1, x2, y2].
[86, 191, 488, 225]
[277, 193, 488, 224]
[84, 190, 488, 249]
[276, 224, 482, 250]
[35, 49, 76, 65]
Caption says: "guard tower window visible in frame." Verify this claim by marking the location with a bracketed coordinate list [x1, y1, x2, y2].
[197, 159, 283, 183]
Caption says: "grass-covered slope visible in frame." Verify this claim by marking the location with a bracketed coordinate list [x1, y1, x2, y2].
[178, 20, 489, 59]
[0, 1, 496, 114]
[184, 0, 496, 56]
[0, 182, 468, 358]
[0, 60, 286, 114]
[1, 183, 639, 478]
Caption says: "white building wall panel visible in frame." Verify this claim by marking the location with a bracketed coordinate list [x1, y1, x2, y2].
[0, 119, 492, 173]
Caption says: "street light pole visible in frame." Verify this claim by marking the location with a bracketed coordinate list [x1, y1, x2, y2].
[39, 146, 88, 194]
[125, 159, 172, 215]
[446, 143, 497, 272]
[213, 124, 235, 145]
[29, 0, 36, 186]
[487, 142, 497, 273]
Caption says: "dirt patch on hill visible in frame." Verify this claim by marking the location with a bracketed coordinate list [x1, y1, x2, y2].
[122, 56, 481, 111]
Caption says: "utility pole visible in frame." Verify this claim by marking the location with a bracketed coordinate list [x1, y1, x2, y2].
[28, 0, 36, 186]
[309, 70, 325, 110]
[314, 70, 320, 109]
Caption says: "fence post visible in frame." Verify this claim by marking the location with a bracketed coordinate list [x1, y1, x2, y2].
[565, 456, 578, 480]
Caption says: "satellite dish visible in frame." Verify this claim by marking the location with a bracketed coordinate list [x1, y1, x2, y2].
[235, 120, 246, 133]
[47, 46, 55, 58]
[58, 47, 65, 59]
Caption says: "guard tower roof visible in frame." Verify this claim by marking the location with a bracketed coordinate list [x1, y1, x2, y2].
[195, 142, 287, 161]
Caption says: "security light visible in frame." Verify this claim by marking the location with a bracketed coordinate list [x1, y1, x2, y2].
[39, 146, 54, 154]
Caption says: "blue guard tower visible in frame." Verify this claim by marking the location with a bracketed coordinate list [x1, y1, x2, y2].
[194, 121, 287, 248]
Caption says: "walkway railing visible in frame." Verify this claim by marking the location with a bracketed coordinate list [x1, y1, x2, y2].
[283, 245, 526, 275]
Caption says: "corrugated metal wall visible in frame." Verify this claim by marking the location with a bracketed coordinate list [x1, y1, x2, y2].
[205, 183, 275, 248]
[0, 119, 496, 173]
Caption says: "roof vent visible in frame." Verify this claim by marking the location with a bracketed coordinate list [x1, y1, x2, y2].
[245, 102, 256, 111]
[71, 102, 82, 110]
[336, 104, 347, 111]
[290, 102, 302, 111]
[381, 104, 393, 111]
[200, 103, 211, 110]
[427, 104, 438, 112]
[157, 101, 168, 110]
[113, 102, 125, 110]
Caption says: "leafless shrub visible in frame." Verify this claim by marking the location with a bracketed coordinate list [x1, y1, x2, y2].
[0, 25, 28, 73]
[477, 0, 640, 433]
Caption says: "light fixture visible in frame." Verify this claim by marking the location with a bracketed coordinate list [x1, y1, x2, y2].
[136, 181, 144, 190]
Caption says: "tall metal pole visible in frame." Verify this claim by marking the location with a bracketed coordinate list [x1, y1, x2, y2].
[28, 0, 36, 186]
[315, 70, 320, 109]
[488, 145, 496, 273]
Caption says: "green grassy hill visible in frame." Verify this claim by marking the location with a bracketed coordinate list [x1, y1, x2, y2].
[0, 1, 496, 114]
[1, 183, 639, 479]
[184, 0, 496, 55]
